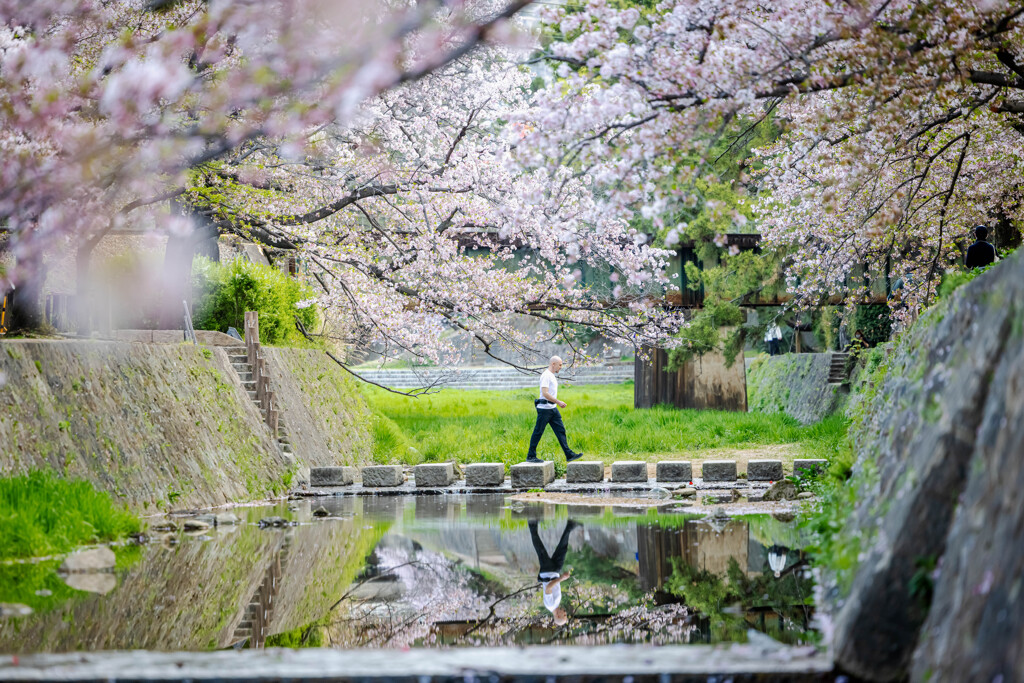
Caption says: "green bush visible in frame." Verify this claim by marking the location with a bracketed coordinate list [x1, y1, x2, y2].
[0, 470, 141, 561]
[192, 256, 321, 347]
[853, 303, 891, 346]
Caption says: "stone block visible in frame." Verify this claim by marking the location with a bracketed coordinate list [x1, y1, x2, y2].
[567, 461, 604, 483]
[153, 330, 185, 344]
[414, 463, 455, 487]
[611, 461, 648, 483]
[511, 461, 555, 488]
[793, 459, 828, 476]
[310, 466, 354, 486]
[701, 460, 737, 482]
[465, 463, 505, 487]
[747, 459, 783, 481]
[361, 465, 404, 487]
[656, 461, 692, 482]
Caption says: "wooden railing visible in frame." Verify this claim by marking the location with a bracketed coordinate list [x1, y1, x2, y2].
[244, 311, 279, 436]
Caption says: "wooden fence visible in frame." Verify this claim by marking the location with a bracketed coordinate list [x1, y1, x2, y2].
[634, 346, 748, 412]
[244, 311, 279, 436]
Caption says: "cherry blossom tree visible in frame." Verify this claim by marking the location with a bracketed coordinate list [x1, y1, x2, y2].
[518, 0, 1024, 324]
[185, 47, 682, 381]
[0, 0, 531, 327]
[2, 0, 684, 376]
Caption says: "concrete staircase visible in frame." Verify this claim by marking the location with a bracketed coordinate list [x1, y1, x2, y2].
[226, 347, 294, 460]
[827, 352, 850, 384]
[356, 364, 634, 390]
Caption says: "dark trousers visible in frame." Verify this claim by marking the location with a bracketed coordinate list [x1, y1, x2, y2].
[527, 408, 573, 459]
[768, 339, 780, 356]
[529, 519, 578, 580]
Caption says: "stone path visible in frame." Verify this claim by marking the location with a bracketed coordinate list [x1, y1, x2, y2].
[302, 458, 827, 497]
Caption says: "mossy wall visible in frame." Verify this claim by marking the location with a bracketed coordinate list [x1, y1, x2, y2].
[0, 341, 373, 510]
[264, 348, 372, 473]
[828, 248, 1024, 682]
[745, 352, 846, 424]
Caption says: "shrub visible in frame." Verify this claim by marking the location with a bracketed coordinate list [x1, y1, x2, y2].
[192, 256, 321, 347]
[853, 303, 891, 346]
[0, 470, 140, 561]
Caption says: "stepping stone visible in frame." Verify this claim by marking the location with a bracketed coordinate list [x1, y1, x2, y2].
[567, 461, 604, 483]
[611, 461, 648, 483]
[414, 463, 455, 487]
[794, 459, 828, 475]
[656, 461, 692, 483]
[701, 460, 737, 482]
[747, 459, 783, 481]
[361, 465, 404, 487]
[511, 461, 555, 488]
[465, 463, 505, 487]
[310, 466, 354, 486]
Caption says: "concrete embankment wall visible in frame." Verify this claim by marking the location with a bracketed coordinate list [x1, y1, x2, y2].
[0, 340, 371, 510]
[829, 249, 1024, 682]
[745, 353, 846, 424]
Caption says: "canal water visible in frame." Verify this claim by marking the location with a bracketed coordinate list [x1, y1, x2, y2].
[0, 495, 817, 653]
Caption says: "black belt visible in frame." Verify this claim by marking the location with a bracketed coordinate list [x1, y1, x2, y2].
[534, 399, 555, 407]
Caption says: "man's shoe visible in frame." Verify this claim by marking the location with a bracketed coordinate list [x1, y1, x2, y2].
[566, 452, 584, 462]
[525, 457, 547, 464]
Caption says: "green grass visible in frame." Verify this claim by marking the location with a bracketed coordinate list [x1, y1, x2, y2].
[0, 470, 141, 561]
[364, 383, 848, 468]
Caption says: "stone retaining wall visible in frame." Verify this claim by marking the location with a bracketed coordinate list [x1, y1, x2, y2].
[745, 353, 846, 424]
[0, 340, 371, 510]
[830, 249, 1024, 682]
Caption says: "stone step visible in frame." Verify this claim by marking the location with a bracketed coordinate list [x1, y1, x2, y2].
[414, 462, 455, 487]
[611, 461, 648, 483]
[510, 460, 555, 488]
[656, 461, 692, 483]
[701, 460, 738, 482]
[464, 462, 505, 487]
[361, 465, 404, 487]
[567, 460, 603, 483]
[311, 466, 355, 486]
[747, 459, 783, 481]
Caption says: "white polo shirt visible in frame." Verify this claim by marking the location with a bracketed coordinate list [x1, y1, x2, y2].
[539, 369, 558, 409]
[540, 573, 562, 612]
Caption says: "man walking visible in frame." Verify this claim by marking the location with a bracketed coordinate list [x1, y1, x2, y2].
[965, 225, 997, 269]
[526, 356, 583, 463]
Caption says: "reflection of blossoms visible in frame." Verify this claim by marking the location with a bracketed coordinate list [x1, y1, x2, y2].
[328, 545, 488, 649]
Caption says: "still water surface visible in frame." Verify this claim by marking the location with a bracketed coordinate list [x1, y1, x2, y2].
[0, 495, 817, 653]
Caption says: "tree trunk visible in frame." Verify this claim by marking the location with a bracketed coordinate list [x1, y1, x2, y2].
[7, 251, 46, 333]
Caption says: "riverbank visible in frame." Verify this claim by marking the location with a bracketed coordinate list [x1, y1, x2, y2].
[0, 471, 139, 561]
[0, 340, 372, 511]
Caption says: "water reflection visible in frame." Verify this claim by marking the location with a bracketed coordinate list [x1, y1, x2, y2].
[0, 495, 817, 654]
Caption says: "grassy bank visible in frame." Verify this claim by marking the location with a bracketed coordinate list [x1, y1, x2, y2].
[0, 470, 141, 561]
[365, 383, 847, 469]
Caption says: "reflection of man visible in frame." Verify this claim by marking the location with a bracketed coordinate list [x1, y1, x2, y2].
[768, 544, 788, 578]
[528, 519, 580, 626]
